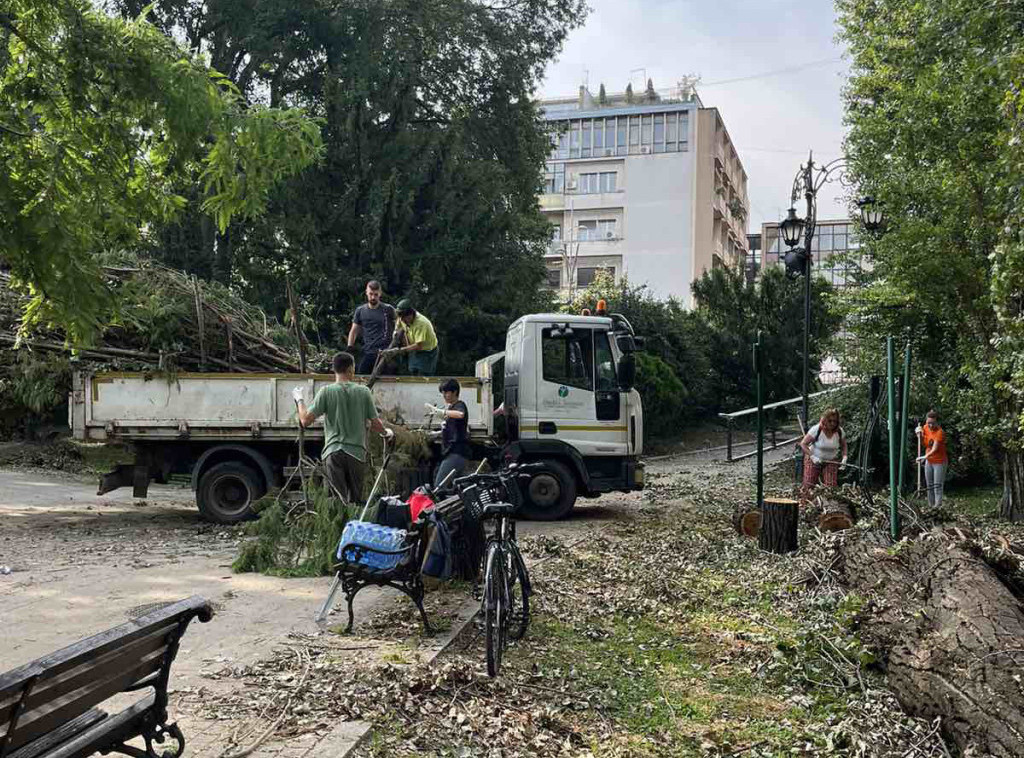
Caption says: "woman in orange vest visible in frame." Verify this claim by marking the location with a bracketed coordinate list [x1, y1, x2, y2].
[916, 410, 948, 507]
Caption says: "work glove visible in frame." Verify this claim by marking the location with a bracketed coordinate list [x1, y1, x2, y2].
[292, 386, 305, 404]
[916, 455, 927, 463]
[915, 425, 923, 435]
[383, 428, 395, 441]
[840, 455, 848, 470]
[380, 347, 401, 359]
[424, 403, 444, 416]
[811, 455, 822, 466]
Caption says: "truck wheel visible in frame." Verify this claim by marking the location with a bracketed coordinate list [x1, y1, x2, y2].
[519, 460, 577, 521]
[197, 462, 264, 523]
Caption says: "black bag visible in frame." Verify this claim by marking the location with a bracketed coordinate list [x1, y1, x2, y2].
[373, 496, 411, 530]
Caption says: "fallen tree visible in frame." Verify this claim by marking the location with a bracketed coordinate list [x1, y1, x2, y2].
[837, 529, 1024, 756]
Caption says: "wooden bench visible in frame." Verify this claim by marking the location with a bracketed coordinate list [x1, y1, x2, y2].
[0, 596, 212, 758]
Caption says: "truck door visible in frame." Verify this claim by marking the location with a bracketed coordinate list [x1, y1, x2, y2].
[535, 326, 628, 457]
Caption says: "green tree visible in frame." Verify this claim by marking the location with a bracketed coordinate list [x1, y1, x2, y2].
[692, 266, 840, 412]
[0, 0, 323, 343]
[838, 0, 1024, 518]
[106, 0, 587, 373]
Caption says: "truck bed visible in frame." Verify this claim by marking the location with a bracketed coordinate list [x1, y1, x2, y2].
[71, 372, 491, 442]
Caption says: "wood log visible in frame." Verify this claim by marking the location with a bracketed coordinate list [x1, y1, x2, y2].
[818, 497, 855, 532]
[732, 503, 761, 537]
[838, 530, 1024, 756]
[758, 498, 798, 554]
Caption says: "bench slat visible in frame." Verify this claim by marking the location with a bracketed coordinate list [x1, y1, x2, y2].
[6, 709, 107, 758]
[3, 648, 166, 752]
[0, 596, 210, 701]
[0, 622, 176, 727]
[20, 695, 154, 758]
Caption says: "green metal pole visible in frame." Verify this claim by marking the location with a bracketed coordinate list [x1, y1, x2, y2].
[897, 343, 912, 495]
[887, 337, 899, 540]
[755, 331, 764, 510]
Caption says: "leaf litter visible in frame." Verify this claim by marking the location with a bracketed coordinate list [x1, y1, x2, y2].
[191, 455, 957, 757]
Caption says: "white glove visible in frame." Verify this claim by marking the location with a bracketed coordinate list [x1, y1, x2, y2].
[916, 455, 927, 463]
[383, 428, 395, 440]
[811, 455, 822, 466]
[424, 403, 444, 416]
[292, 386, 305, 404]
[840, 456, 848, 469]
[915, 425, 923, 435]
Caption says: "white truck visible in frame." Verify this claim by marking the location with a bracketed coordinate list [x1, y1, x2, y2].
[71, 312, 644, 522]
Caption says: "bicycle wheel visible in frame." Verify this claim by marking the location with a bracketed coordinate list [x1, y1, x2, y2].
[506, 541, 531, 641]
[483, 541, 508, 677]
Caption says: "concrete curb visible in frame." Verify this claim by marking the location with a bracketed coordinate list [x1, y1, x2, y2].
[316, 595, 482, 758]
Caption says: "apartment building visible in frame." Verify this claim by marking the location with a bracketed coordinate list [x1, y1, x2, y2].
[539, 83, 750, 305]
[760, 218, 867, 290]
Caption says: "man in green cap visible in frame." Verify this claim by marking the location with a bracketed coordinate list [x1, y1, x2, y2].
[391, 299, 439, 375]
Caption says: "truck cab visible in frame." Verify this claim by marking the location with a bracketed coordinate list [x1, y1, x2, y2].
[499, 313, 644, 519]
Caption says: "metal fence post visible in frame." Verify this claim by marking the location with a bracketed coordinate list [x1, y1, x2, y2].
[887, 337, 899, 540]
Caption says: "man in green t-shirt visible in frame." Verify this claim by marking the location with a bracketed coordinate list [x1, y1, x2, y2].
[392, 299, 439, 375]
[293, 352, 392, 503]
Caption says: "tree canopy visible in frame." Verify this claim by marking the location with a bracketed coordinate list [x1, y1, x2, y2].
[104, 0, 588, 373]
[0, 0, 323, 343]
[838, 0, 1024, 517]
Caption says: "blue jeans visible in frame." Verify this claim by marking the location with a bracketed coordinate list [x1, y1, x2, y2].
[408, 347, 439, 375]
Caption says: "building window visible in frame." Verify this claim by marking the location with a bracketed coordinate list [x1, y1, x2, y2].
[653, 114, 665, 153]
[577, 266, 614, 287]
[628, 116, 640, 153]
[578, 172, 616, 194]
[641, 114, 652, 148]
[545, 268, 562, 288]
[616, 118, 627, 155]
[550, 224, 561, 242]
[577, 219, 617, 241]
[581, 119, 592, 158]
[544, 161, 565, 194]
[569, 120, 580, 158]
[593, 118, 604, 151]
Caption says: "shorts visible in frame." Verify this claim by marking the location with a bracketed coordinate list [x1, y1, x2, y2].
[408, 347, 439, 375]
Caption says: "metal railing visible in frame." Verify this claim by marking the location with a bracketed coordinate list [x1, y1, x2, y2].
[717, 385, 853, 462]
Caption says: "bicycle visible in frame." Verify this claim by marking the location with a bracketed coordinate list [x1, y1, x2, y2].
[454, 464, 537, 676]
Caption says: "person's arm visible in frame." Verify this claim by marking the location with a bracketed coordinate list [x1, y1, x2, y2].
[347, 322, 362, 350]
[841, 432, 848, 462]
[363, 391, 390, 437]
[800, 432, 814, 458]
[294, 387, 322, 428]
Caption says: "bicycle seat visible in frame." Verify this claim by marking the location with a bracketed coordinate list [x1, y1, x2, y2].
[481, 502, 516, 518]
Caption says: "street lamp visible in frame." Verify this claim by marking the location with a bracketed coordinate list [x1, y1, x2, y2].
[780, 152, 886, 429]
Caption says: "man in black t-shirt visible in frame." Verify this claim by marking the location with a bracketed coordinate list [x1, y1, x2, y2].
[427, 378, 471, 488]
[347, 280, 397, 375]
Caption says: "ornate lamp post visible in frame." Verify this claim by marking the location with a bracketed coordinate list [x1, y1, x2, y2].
[780, 153, 884, 429]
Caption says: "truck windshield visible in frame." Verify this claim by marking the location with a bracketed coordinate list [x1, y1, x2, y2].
[542, 328, 593, 391]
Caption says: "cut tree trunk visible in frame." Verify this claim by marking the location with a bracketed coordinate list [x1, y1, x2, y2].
[818, 497, 855, 532]
[733, 503, 761, 537]
[838, 530, 1024, 756]
[758, 498, 798, 554]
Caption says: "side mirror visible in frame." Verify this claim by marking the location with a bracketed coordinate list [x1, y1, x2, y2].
[617, 353, 636, 391]
[615, 334, 636, 353]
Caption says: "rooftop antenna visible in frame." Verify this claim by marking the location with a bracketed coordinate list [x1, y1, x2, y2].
[629, 67, 647, 90]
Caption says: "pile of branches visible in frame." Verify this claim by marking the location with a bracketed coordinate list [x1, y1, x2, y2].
[1, 259, 303, 374]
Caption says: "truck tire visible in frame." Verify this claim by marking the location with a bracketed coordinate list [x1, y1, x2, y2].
[519, 460, 577, 520]
[197, 462, 265, 523]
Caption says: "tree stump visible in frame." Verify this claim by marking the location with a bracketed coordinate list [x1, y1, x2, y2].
[758, 498, 798, 554]
[733, 503, 761, 537]
[818, 497, 855, 532]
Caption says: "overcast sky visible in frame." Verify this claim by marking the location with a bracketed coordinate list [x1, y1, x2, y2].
[539, 0, 851, 232]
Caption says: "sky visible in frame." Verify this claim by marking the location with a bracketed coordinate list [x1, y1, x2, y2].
[539, 0, 851, 232]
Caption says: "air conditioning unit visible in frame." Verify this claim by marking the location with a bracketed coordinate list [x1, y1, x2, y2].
[604, 148, 614, 157]
[640, 145, 651, 154]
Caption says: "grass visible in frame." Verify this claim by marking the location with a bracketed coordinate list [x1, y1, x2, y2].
[943, 483, 1003, 519]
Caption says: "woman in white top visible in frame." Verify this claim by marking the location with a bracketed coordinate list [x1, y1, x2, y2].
[800, 408, 848, 489]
